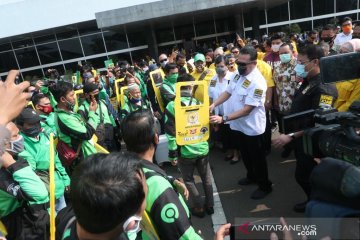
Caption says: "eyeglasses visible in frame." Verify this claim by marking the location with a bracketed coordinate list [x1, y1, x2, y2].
[232, 51, 239, 54]
[123, 215, 142, 233]
[236, 61, 254, 67]
[159, 59, 168, 63]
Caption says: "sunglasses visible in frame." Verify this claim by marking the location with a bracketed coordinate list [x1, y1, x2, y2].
[236, 61, 254, 67]
[159, 59, 168, 63]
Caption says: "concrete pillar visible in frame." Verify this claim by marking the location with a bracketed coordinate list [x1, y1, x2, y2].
[147, 23, 158, 60]
[234, 14, 244, 38]
[251, 7, 260, 41]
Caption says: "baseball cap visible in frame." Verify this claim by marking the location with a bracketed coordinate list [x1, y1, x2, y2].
[194, 53, 205, 63]
[17, 108, 41, 125]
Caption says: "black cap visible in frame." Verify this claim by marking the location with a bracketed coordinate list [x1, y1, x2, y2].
[83, 82, 99, 94]
[17, 108, 41, 125]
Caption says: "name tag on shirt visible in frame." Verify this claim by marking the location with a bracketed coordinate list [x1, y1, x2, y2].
[242, 79, 251, 89]
[233, 74, 240, 82]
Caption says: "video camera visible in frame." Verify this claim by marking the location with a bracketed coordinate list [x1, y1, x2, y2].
[281, 52, 360, 166]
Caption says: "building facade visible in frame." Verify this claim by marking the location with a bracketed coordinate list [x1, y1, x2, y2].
[0, 0, 359, 80]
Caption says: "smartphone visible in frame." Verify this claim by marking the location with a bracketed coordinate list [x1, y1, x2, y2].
[320, 52, 360, 83]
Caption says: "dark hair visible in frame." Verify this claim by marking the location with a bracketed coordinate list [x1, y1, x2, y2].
[264, 38, 272, 47]
[341, 17, 352, 25]
[71, 152, 145, 234]
[32, 93, 49, 106]
[280, 42, 294, 51]
[298, 44, 325, 60]
[176, 53, 186, 61]
[322, 24, 337, 31]
[254, 44, 265, 52]
[240, 46, 258, 61]
[205, 48, 213, 54]
[117, 60, 129, 68]
[231, 46, 240, 52]
[271, 32, 285, 42]
[177, 73, 195, 83]
[309, 30, 318, 35]
[214, 55, 226, 65]
[163, 63, 178, 74]
[49, 81, 73, 102]
[122, 110, 157, 153]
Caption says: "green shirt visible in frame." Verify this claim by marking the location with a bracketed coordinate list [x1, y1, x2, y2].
[40, 112, 57, 137]
[78, 100, 114, 126]
[55, 108, 99, 159]
[19, 132, 70, 199]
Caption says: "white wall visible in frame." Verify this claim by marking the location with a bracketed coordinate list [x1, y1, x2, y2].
[0, 0, 160, 39]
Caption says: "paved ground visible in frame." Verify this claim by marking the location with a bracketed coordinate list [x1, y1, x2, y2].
[163, 132, 307, 239]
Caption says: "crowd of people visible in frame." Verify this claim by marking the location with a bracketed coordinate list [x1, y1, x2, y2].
[0, 15, 359, 240]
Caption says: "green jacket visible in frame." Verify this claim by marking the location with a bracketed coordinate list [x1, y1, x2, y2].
[135, 72, 148, 100]
[40, 112, 57, 137]
[19, 132, 70, 199]
[141, 160, 202, 240]
[55, 108, 99, 159]
[165, 94, 209, 160]
[160, 77, 176, 108]
[0, 158, 49, 218]
[120, 99, 149, 122]
[78, 100, 115, 126]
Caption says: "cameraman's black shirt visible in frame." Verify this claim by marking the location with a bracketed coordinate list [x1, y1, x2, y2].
[290, 74, 338, 114]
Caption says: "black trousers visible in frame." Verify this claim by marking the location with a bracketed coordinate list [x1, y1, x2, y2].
[264, 110, 272, 154]
[294, 137, 317, 199]
[219, 123, 235, 151]
[233, 130, 272, 191]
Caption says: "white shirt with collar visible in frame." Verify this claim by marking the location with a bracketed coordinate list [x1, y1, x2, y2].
[225, 67, 267, 136]
[209, 71, 235, 117]
[334, 30, 353, 48]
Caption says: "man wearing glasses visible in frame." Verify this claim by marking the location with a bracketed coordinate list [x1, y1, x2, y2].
[210, 46, 272, 200]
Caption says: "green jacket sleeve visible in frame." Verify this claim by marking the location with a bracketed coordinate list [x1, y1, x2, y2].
[18, 150, 37, 171]
[9, 160, 49, 204]
[164, 102, 178, 161]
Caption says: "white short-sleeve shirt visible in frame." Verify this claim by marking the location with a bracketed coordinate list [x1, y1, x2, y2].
[209, 71, 235, 116]
[334, 31, 353, 49]
[225, 67, 267, 136]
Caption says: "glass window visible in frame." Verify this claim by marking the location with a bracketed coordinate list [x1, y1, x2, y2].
[37, 42, 61, 64]
[15, 47, 40, 68]
[56, 29, 78, 40]
[313, 0, 334, 16]
[0, 51, 18, 73]
[336, 0, 357, 12]
[85, 56, 108, 69]
[289, 0, 311, 20]
[103, 30, 128, 52]
[195, 20, 215, 36]
[196, 37, 217, 53]
[58, 38, 83, 60]
[174, 24, 195, 41]
[64, 61, 81, 74]
[43, 64, 64, 77]
[22, 69, 43, 82]
[0, 43, 12, 52]
[313, 17, 336, 30]
[296, 21, 313, 33]
[336, 13, 358, 24]
[156, 27, 175, 44]
[80, 33, 106, 56]
[34, 34, 56, 44]
[243, 12, 252, 28]
[267, 3, 289, 24]
[108, 52, 131, 66]
[268, 26, 286, 35]
[12, 38, 33, 49]
[131, 48, 150, 63]
[127, 29, 148, 47]
[78, 20, 100, 35]
[215, 18, 236, 33]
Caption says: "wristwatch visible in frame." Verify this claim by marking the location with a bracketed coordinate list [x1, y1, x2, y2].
[222, 115, 229, 123]
[288, 133, 296, 140]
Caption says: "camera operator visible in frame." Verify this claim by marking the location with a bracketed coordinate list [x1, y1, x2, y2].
[272, 44, 338, 213]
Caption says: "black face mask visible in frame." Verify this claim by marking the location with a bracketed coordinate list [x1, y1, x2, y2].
[237, 64, 247, 75]
[321, 37, 335, 43]
[23, 123, 41, 138]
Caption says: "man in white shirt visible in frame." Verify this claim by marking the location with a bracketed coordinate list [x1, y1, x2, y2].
[334, 17, 353, 49]
[210, 46, 272, 200]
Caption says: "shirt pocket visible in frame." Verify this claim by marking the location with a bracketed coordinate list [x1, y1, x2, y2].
[236, 87, 248, 102]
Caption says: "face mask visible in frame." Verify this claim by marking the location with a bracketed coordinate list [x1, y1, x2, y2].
[64, 98, 75, 111]
[271, 44, 281, 52]
[23, 123, 41, 138]
[167, 73, 178, 83]
[216, 67, 226, 75]
[321, 37, 334, 43]
[280, 53, 292, 63]
[161, 60, 168, 68]
[129, 96, 141, 103]
[294, 64, 308, 78]
[40, 105, 53, 114]
[342, 25, 352, 34]
[6, 135, 24, 154]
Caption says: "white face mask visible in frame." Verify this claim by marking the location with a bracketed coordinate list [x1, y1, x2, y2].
[271, 44, 281, 52]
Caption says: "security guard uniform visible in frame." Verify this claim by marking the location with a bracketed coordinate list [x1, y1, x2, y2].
[225, 67, 272, 192]
[289, 73, 338, 198]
